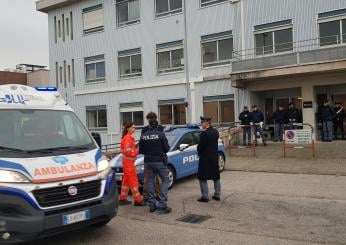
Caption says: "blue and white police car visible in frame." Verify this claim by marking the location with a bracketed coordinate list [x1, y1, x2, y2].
[111, 125, 226, 189]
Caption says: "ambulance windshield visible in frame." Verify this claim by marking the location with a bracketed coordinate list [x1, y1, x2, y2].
[0, 109, 95, 157]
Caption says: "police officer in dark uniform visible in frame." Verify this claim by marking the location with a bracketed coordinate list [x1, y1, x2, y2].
[333, 102, 345, 140]
[249, 105, 267, 146]
[318, 100, 336, 142]
[239, 106, 252, 146]
[197, 116, 221, 202]
[139, 118, 171, 214]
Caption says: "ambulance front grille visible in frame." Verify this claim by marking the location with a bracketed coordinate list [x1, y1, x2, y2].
[32, 180, 101, 208]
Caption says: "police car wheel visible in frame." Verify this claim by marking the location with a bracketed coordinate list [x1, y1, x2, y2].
[167, 165, 176, 189]
[218, 153, 225, 172]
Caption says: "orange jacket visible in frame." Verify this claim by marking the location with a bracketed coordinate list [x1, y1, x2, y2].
[121, 133, 138, 161]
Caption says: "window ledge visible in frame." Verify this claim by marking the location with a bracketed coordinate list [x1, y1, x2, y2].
[85, 79, 106, 85]
[199, 0, 231, 9]
[116, 20, 141, 29]
[157, 69, 185, 76]
[118, 75, 143, 81]
[155, 10, 183, 20]
[202, 61, 231, 69]
[83, 27, 104, 36]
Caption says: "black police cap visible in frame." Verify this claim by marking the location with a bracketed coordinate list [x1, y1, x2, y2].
[200, 116, 212, 123]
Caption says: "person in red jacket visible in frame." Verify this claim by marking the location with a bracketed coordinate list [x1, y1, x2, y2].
[119, 122, 145, 206]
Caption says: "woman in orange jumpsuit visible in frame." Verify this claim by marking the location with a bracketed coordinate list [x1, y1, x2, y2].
[119, 122, 145, 206]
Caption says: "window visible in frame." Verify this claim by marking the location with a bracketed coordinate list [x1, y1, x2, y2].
[66, 17, 69, 36]
[175, 133, 194, 150]
[54, 16, 57, 43]
[55, 62, 59, 87]
[118, 48, 142, 79]
[63, 60, 67, 87]
[157, 40, 184, 74]
[201, 0, 228, 8]
[68, 65, 71, 83]
[58, 20, 61, 38]
[70, 12, 74, 40]
[254, 20, 293, 56]
[72, 59, 75, 86]
[84, 55, 105, 83]
[203, 95, 234, 125]
[62, 14, 65, 41]
[59, 66, 63, 84]
[319, 20, 346, 46]
[86, 106, 107, 131]
[116, 0, 140, 27]
[201, 31, 233, 67]
[83, 4, 104, 34]
[120, 102, 144, 126]
[156, 0, 182, 18]
[159, 99, 186, 125]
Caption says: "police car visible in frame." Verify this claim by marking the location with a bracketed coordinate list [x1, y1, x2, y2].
[0, 85, 118, 242]
[111, 125, 226, 189]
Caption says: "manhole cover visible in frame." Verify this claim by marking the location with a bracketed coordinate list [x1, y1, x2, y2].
[176, 214, 211, 224]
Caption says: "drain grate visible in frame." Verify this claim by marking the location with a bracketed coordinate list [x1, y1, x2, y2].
[176, 213, 211, 224]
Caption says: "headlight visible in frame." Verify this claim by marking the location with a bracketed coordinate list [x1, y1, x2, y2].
[0, 170, 30, 183]
[97, 159, 110, 173]
[136, 164, 144, 173]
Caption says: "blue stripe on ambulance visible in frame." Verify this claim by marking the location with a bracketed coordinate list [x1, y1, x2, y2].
[0, 187, 40, 210]
[0, 159, 32, 178]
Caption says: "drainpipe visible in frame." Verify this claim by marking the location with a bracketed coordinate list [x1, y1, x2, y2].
[183, 0, 191, 123]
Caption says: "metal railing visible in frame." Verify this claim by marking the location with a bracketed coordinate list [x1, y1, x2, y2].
[232, 34, 346, 61]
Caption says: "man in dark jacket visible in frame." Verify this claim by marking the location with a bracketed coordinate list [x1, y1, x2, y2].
[249, 105, 267, 146]
[287, 102, 300, 129]
[197, 116, 221, 202]
[141, 112, 164, 202]
[273, 105, 286, 142]
[318, 100, 336, 142]
[139, 118, 171, 214]
[333, 102, 345, 140]
[239, 106, 252, 146]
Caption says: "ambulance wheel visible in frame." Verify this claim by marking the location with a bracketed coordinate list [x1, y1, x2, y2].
[167, 165, 176, 189]
[218, 153, 226, 172]
[92, 219, 111, 228]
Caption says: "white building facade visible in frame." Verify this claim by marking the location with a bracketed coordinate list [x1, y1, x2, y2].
[37, 0, 346, 144]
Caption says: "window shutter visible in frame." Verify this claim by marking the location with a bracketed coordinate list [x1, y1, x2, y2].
[83, 8, 103, 31]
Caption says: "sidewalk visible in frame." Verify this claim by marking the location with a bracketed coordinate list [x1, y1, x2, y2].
[226, 141, 346, 176]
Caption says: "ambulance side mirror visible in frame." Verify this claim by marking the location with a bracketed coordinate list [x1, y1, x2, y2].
[91, 132, 102, 148]
[179, 144, 189, 151]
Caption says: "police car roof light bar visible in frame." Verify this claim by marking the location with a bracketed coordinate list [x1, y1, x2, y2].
[35, 86, 58, 92]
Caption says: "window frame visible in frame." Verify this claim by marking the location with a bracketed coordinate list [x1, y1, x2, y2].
[201, 36, 233, 68]
[158, 102, 186, 125]
[118, 49, 142, 79]
[254, 26, 293, 56]
[156, 43, 184, 74]
[116, 0, 141, 28]
[200, 0, 229, 8]
[86, 106, 108, 131]
[203, 97, 234, 125]
[155, 0, 183, 18]
[318, 16, 346, 47]
[84, 55, 106, 83]
[82, 4, 104, 35]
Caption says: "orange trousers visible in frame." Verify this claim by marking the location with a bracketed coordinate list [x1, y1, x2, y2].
[119, 160, 143, 203]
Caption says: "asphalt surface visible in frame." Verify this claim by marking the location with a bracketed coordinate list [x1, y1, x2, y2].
[33, 171, 346, 245]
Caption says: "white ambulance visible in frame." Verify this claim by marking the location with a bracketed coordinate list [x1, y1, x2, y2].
[0, 85, 118, 242]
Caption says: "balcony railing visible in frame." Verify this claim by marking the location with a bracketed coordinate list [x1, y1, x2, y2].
[232, 35, 346, 73]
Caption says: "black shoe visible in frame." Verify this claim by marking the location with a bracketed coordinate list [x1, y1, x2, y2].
[212, 196, 220, 201]
[149, 206, 157, 213]
[119, 200, 132, 206]
[134, 200, 147, 206]
[156, 207, 172, 214]
[197, 197, 209, 203]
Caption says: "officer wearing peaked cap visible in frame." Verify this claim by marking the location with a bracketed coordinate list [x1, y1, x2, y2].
[197, 116, 221, 202]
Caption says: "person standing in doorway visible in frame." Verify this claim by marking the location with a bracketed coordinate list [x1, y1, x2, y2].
[139, 118, 171, 214]
[287, 102, 299, 129]
[333, 102, 345, 140]
[197, 116, 221, 202]
[273, 105, 286, 142]
[119, 122, 146, 206]
[249, 105, 267, 146]
[318, 100, 336, 142]
[141, 112, 164, 203]
[239, 106, 252, 146]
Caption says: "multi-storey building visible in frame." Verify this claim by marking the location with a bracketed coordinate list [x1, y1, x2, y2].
[37, 0, 346, 144]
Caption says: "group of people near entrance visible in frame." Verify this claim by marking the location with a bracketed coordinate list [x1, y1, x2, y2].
[117, 112, 221, 214]
[318, 101, 345, 142]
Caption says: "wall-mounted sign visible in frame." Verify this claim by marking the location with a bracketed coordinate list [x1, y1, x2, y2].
[303, 101, 313, 108]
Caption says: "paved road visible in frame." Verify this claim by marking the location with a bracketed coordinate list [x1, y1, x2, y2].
[34, 171, 346, 245]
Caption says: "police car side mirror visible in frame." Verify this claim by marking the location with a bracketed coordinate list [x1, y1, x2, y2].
[179, 144, 189, 151]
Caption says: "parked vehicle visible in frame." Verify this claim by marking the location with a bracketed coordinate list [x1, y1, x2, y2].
[111, 125, 226, 189]
[0, 85, 118, 243]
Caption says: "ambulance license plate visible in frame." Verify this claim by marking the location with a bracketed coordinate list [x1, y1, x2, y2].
[63, 210, 90, 225]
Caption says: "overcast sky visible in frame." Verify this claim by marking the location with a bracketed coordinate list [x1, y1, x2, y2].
[0, 0, 49, 70]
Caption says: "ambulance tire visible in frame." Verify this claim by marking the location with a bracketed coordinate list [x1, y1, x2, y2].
[167, 165, 176, 190]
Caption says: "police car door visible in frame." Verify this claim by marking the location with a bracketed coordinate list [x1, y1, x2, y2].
[176, 132, 198, 177]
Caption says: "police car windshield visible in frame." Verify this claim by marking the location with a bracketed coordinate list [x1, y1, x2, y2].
[0, 109, 95, 157]
[165, 134, 178, 148]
